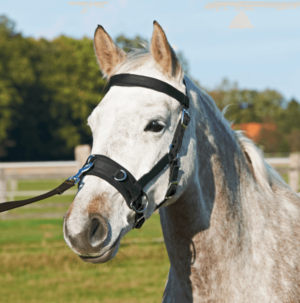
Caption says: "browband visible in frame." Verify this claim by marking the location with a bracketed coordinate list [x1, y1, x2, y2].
[108, 73, 189, 108]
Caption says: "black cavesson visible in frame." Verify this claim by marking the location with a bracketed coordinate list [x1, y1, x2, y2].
[0, 73, 190, 229]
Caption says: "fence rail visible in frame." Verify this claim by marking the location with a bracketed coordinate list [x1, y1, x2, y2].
[0, 161, 79, 203]
[0, 152, 299, 220]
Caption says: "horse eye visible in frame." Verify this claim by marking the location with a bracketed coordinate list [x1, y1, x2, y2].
[145, 121, 164, 132]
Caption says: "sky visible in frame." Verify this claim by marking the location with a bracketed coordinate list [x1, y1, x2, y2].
[1, 0, 300, 101]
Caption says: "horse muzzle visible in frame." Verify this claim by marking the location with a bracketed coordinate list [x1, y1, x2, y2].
[63, 213, 112, 261]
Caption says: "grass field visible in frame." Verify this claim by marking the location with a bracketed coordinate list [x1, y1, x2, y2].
[0, 210, 169, 302]
[1, 169, 298, 303]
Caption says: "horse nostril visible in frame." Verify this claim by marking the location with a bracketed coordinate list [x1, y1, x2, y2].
[91, 218, 100, 238]
[89, 216, 108, 247]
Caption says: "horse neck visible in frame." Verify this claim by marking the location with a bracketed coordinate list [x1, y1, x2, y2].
[159, 80, 254, 296]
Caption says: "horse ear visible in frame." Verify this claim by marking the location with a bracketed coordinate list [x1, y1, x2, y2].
[94, 25, 127, 77]
[150, 21, 182, 79]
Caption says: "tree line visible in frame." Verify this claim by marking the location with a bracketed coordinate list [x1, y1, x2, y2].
[0, 16, 299, 161]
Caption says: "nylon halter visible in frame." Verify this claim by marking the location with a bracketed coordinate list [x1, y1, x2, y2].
[0, 73, 190, 229]
[70, 73, 190, 229]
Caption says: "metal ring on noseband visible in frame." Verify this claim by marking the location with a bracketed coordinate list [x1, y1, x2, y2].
[114, 170, 127, 182]
[130, 191, 149, 214]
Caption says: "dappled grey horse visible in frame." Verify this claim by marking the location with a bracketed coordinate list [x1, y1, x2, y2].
[63, 21, 300, 302]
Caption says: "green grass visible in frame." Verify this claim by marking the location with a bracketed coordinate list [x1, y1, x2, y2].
[16, 179, 67, 191]
[0, 215, 169, 303]
[2, 168, 298, 303]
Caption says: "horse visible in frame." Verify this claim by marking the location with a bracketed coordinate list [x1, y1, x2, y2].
[63, 21, 300, 302]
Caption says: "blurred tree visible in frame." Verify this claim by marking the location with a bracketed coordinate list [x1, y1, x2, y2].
[115, 34, 147, 52]
[1, 15, 300, 161]
[278, 99, 300, 134]
[288, 129, 300, 152]
[0, 16, 106, 161]
[257, 128, 289, 153]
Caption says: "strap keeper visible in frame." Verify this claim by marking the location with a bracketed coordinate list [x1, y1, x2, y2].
[165, 181, 178, 199]
[181, 109, 190, 129]
[134, 213, 145, 229]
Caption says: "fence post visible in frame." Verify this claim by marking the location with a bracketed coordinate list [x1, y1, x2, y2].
[75, 145, 91, 168]
[9, 179, 18, 202]
[0, 168, 7, 203]
[289, 153, 299, 192]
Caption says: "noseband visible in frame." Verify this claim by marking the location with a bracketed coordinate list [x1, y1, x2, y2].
[0, 73, 190, 229]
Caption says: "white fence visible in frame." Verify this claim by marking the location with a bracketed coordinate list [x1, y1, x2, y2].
[0, 161, 79, 203]
[0, 152, 299, 219]
[0, 144, 92, 204]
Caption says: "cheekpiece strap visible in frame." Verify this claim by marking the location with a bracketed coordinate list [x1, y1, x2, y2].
[107, 73, 191, 222]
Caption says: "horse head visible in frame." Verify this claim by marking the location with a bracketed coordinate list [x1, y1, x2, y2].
[63, 21, 195, 264]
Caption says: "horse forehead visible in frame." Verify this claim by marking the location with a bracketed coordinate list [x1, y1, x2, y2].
[89, 86, 176, 126]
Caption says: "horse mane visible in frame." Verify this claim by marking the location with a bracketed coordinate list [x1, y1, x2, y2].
[233, 128, 288, 193]
[194, 82, 289, 194]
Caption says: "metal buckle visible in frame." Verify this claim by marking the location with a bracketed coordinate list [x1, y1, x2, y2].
[87, 154, 95, 163]
[181, 109, 190, 129]
[130, 190, 149, 214]
[114, 170, 127, 182]
[68, 163, 94, 185]
[165, 181, 178, 199]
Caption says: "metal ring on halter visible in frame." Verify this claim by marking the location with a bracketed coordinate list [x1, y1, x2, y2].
[114, 169, 127, 181]
[130, 191, 149, 214]
[181, 108, 190, 129]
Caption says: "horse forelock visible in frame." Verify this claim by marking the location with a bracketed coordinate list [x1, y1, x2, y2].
[104, 42, 185, 90]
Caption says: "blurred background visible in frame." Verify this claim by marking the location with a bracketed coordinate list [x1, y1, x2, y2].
[0, 0, 299, 302]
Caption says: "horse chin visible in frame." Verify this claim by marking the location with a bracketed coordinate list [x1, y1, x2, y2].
[79, 244, 117, 264]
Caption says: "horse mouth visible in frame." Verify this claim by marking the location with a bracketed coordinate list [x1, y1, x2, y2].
[79, 245, 116, 264]
[78, 231, 122, 264]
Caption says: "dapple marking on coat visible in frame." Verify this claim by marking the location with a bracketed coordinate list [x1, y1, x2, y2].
[63, 21, 300, 302]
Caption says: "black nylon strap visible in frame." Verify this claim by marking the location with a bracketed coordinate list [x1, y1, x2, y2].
[0, 180, 75, 213]
[108, 74, 189, 108]
[137, 153, 170, 189]
[84, 155, 144, 211]
[169, 111, 190, 159]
